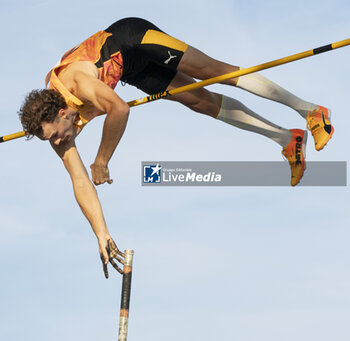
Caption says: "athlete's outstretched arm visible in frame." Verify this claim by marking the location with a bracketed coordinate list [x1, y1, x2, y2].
[51, 139, 124, 277]
[73, 66, 130, 185]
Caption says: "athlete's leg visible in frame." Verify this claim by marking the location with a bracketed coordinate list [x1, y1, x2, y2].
[166, 71, 307, 186]
[166, 72, 293, 148]
[178, 46, 240, 86]
[177, 45, 333, 151]
[179, 46, 315, 117]
[165, 72, 221, 117]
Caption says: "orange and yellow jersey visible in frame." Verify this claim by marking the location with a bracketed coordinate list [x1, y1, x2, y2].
[45, 31, 123, 128]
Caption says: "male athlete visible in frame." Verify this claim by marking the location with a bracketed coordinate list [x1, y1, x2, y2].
[18, 18, 334, 277]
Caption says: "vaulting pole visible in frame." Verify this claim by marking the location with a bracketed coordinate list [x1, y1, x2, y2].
[1, 38, 349, 143]
[118, 249, 134, 341]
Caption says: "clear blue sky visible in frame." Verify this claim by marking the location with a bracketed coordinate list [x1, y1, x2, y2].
[1, 1, 349, 340]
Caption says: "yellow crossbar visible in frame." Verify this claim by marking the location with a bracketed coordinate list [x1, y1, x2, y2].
[1, 38, 349, 143]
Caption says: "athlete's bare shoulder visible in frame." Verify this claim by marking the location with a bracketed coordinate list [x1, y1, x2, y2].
[59, 61, 99, 82]
[57, 61, 99, 96]
[69, 61, 98, 76]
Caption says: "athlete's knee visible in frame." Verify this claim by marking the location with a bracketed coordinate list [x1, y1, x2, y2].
[187, 93, 221, 117]
[184, 97, 202, 113]
[215, 65, 240, 85]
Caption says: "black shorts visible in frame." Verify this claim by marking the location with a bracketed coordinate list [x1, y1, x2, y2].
[105, 18, 188, 94]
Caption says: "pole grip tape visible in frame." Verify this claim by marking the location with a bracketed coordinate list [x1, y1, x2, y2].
[120, 268, 132, 311]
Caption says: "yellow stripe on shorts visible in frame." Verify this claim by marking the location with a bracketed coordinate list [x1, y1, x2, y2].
[141, 29, 188, 52]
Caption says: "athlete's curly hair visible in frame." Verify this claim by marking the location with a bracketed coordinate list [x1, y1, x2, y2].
[19, 89, 67, 138]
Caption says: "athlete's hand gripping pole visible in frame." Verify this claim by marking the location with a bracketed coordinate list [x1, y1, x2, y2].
[118, 249, 134, 341]
[99, 238, 126, 278]
[1, 38, 349, 143]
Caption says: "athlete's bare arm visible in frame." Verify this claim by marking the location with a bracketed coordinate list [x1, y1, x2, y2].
[50, 138, 123, 277]
[62, 61, 130, 185]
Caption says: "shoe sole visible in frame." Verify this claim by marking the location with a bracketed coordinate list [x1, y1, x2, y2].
[290, 130, 308, 186]
[302, 130, 307, 175]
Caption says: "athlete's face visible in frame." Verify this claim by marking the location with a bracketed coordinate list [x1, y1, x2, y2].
[40, 107, 77, 145]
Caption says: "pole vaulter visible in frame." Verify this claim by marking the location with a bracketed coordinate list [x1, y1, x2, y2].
[1, 37, 349, 143]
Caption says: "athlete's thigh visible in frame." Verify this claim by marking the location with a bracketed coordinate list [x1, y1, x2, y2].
[165, 72, 221, 118]
[178, 45, 239, 85]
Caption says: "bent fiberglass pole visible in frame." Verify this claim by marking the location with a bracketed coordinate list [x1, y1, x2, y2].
[1, 38, 349, 143]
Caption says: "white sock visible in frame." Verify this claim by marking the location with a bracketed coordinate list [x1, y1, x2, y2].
[216, 95, 292, 148]
[237, 72, 317, 118]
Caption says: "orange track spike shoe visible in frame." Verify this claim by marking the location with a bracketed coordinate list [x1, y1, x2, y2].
[282, 129, 308, 186]
[306, 105, 334, 151]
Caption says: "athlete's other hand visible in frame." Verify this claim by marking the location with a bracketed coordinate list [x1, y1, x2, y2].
[90, 162, 113, 185]
[99, 238, 125, 278]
